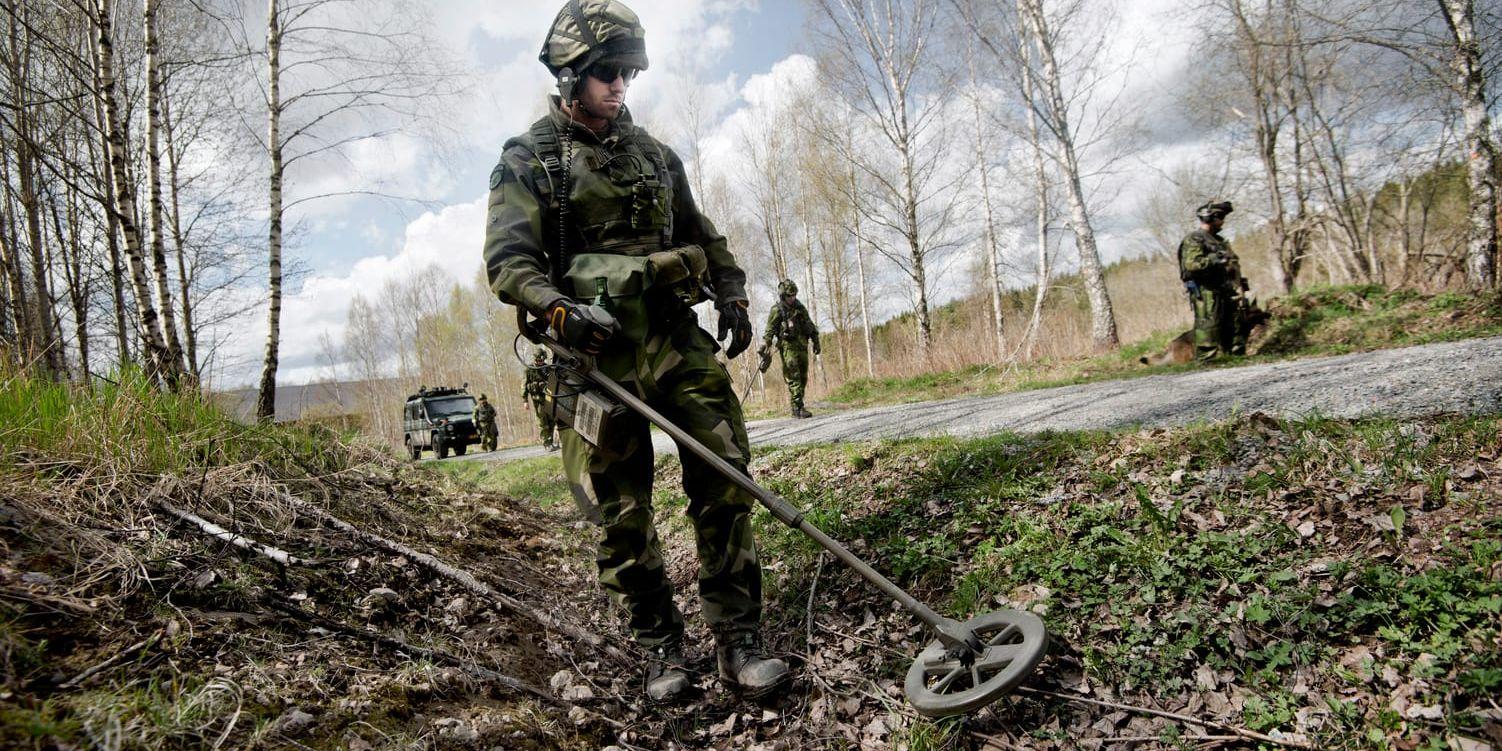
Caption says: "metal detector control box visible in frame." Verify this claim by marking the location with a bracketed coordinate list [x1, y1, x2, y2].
[547, 370, 627, 449]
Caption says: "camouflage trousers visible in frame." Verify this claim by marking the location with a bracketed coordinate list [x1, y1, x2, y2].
[1190, 284, 1245, 362]
[561, 315, 762, 648]
[778, 342, 810, 408]
[531, 399, 557, 446]
[479, 422, 499, 452]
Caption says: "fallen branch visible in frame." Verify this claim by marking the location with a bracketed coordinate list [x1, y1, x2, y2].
[261, 598, 623, 729]
[1017, 687, 1319, 750]
[806, 552, 826, 650]
[277, 491, 631, 666]
[155, 501, 307, 566]
[59, 633, 158, 689]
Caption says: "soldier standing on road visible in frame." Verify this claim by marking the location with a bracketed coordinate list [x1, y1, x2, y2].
[522, 348, 558, 451]
[482, 0, 788, 703]
[474, 394, 500, 452]
[1178, 201, 1249, 362]
[759, 279, 820, 419]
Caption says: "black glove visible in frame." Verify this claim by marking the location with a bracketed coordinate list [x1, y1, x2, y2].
[812, 340, 821, 356]
[547, 299, 619, 356]
[716, 299, 753, 359]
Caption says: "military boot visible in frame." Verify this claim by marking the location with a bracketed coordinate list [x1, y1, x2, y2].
[795, 405, 813, 419]
[645, 644, 692, 702]
[716, 633, 790, 696]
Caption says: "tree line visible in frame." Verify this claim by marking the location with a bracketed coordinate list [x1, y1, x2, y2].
[0, 0, 450, 418]
[1, 0, 1495, 437]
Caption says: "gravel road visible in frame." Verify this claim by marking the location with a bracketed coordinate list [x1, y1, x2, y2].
[448, 336, 1502, 465]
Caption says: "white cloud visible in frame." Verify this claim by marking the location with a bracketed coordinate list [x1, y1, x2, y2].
[218, 196, 487, 387]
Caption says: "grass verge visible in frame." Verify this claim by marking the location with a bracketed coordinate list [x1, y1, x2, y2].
[824, 284, 1502, 411]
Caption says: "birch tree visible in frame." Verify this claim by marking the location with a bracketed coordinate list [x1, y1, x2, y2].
[94, 0, 181, 386]
[1015, 0, 1118, 350]
[252, 0, 456, 420]
[810, 0, 960, 357]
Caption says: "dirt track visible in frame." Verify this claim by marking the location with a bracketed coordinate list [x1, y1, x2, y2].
[454, 335, 1502, 464]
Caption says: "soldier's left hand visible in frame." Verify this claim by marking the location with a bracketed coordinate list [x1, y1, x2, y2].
[716, 299, 753, 359]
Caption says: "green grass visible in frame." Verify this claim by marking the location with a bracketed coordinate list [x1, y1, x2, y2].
[436, 455, 572, 508]
[824, 284, 1502, 410]
[0, 367, 355, 480]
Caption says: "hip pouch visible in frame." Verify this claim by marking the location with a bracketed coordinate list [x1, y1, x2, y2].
[564, 249, 705, 343]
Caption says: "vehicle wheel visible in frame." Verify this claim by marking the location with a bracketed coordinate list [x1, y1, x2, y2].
[454, 443, 467, 456]
[435, 438, 449, 460]
[407, 439, 421, 461]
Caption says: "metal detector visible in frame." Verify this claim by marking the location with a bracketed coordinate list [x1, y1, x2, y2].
[527, 325, 1049, 718]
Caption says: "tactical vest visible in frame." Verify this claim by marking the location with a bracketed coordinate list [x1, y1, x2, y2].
[1178, 229, 1229, 283]
[516, 116, 685, 341]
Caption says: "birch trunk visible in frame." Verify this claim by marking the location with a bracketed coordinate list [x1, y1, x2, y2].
[1018, 21, 1050, 359]
[968, 46, 1007, 360]
[256, 0, 285, 421]
[1438, 0, 1498, 290]
[143, 0, 186, 377]
[6, 6, 63, 375]
[95, 0, 177, 385]
[161, 81, 198, 377]
[849, 165, 874, 378]
[1020, 0, 1117, 350]
[89, 50, 130, 366]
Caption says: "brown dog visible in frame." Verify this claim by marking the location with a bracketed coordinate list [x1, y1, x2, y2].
[1140, 297, 1270, 365]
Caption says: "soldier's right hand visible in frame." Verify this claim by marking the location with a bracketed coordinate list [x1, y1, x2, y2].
[547, 299, 620, 356]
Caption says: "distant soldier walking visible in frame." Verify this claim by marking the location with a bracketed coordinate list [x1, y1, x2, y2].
[1178, 201, 1249, 362]
[474, 394, 499, 452]
[760, 279, 820, 418]
[522, 348, 558, 451]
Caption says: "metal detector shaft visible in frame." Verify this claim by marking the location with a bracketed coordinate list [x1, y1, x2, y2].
[536, 335, 976, 652]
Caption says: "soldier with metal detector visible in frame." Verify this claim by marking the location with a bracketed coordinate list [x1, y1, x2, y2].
[482, 0, 788, 702]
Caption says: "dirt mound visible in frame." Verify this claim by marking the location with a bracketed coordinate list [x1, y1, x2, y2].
[0, 415, 631, 749]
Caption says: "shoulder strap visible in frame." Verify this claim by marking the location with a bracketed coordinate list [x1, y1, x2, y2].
[527, 118, 569, 287]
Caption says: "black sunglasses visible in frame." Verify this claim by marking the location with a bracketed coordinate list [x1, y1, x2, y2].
[587, 64, 639, 84]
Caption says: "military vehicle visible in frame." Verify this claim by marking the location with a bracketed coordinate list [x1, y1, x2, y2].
[402, 386, 479, 460]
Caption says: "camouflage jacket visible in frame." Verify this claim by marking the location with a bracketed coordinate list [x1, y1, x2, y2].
[1178, 229, 1241, 286]
[473, 401, 497, 426]
[484, 98, 748, 317]
[523, 368, 549, 402]
[763, 299, 819, 349]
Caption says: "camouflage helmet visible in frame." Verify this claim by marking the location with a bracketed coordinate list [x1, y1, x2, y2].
[1196, 200, 1233, 222]
[777, 279, 798, 297]
[539, 0, 649, 77]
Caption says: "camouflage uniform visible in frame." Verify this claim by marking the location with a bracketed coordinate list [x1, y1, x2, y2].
[762, 281, 820, 417]
[1179, 218, 1247, 362]
[474, 397, 500, 452]
[522, 366, 558, 450]
[484, 81, 762, 646]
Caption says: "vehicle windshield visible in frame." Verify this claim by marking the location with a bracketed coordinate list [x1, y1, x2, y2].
[424, 396, 476, 420]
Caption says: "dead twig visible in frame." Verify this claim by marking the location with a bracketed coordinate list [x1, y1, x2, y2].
[59, 633, 159, 688]
[261, 598, 624, 729]
[806, 551, 826, 650]
[1017, 686, 1319, 750]
[278, 490, 632, 666]
[154, 500, 307, 567]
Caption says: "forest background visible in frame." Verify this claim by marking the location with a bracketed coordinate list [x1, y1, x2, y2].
[0, 0, 1497, 449]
